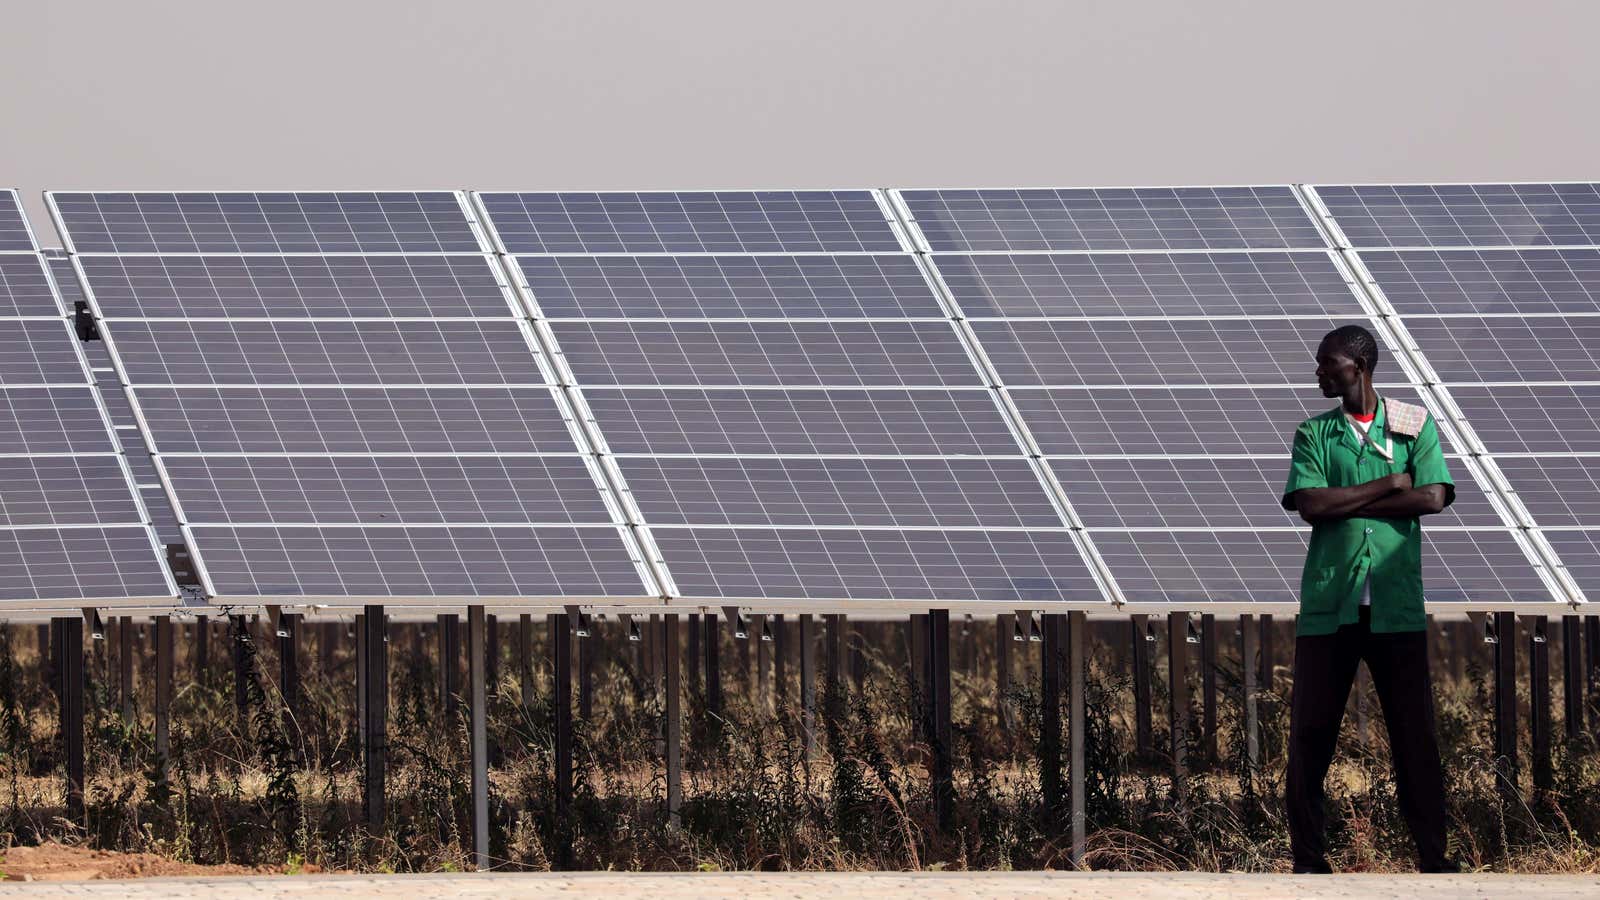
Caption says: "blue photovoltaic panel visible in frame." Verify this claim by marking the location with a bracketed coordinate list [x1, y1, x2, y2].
[517, 254, 943, 319]
[550, 321, 981, 387]
[972, 318, 1382, 386]
[1420, 530, 1558, 603]
[111, 321, 548, 385]
[619, 457, 1061, 528]
[1051, 456, 1499, 529]
[1401, 316, 1600, 383]
[937, 252, 1363, 318]
[0, 388, 119, 454]
[0, 527, 173, 603]
[163, 456, 612, 525]
[51, 192, 482, 254]
[190, 525, 649, 598]
[1361, 249, 1600, 315]
[900, 186, 1325, 252]
[134, 386, 580, 454]
[0, 457, 143, 527]
[0, 191, 34, 252]
[1092, 530, 1306, 604]
[479, 190, 901, 254]
[80, 255, 512, 318]
[0, 321, 88, 385]
[1314, 183, 1600, 248]
[1490, 457, 1600, 527]
[581, 388, 1019, 456]
[1543, 530, 1600, 599]
[1447, 385, 1600, 454]
[0, 256, 61, 316]
[653, 527, 1099, 603]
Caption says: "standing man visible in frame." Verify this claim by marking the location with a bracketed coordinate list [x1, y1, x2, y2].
[1280, 324, 1460, 874]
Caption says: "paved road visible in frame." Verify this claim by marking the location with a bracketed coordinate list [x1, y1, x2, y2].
[3, 872, 1598, 898]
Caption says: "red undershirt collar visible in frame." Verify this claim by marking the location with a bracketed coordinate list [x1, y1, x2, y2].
[1349, 410, 1376, 424]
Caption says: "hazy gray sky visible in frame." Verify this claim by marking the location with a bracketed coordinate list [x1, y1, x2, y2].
[3, 1, 1597, 243]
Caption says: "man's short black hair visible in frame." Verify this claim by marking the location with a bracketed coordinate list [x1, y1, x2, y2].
[1320, 324, 1379, 374]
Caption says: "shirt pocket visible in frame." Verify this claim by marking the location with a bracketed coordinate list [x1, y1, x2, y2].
[1300, 564, 1340, 613]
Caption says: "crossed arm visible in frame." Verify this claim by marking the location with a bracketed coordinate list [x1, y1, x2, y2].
[1289, 473, 1447, 525]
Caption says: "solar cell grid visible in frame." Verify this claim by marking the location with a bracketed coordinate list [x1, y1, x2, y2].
[0, 256, 62, 316]
[0, 321, 92, 386]
[972, 317, 1387, 386]
[0, 388, 119, 454]
[936, 251, 1363, 318]
[1446, 385, 1600, 454]
[1360, 249, 1600, 316]
[134, 387, 580, 454]
[190, 525, 650, 599]
[580, 387, 1019, 456]
[898, 186, 1326, 252]
[479, 190, 901, 254]
[111, 320, 549, 386]
[653, 527, 1099, 604]
[516, 254, 944, 319]
[0, 457, 143, 527]
[1401, 315, 1600, 383]
[1491, 457, 1600, 527]
[0, 527, 173, 603]
[80, 255, 513, 318]
[1313, 183, 1600, 249]
[1420, 529, 1558, 603]
[1542, 530, 1600, 599]
[550, 321, 981, 387]
[1092, 530, 1305, 605]
[51, 191, 483, 254]
[163, 455, 613, 525]
[0, 191, 34, 252]
[618, 457, 1061, 529]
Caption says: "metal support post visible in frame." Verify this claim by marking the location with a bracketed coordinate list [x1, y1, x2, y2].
[664, 614, 682, 827]
[53, 617, 84, 823]
[361, 606, 387, 828]
[467, 606, 489, 870]
[1068, 610, 1087, 866]
[927, 609, 953, 830]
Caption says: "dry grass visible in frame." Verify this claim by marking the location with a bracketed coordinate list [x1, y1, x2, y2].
[0, 617, 1596, 875]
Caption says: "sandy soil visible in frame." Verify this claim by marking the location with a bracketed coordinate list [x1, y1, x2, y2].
[0, 843, 308, 882]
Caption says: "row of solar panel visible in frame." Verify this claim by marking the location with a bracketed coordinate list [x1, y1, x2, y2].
[19, 184, 1600, 256]
[6, 187, 1593, 608]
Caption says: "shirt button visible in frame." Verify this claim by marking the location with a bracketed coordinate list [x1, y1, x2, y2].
[1364, 527, 1373, 534]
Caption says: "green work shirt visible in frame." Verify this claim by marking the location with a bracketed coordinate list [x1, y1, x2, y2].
[1280, 396, 1455, 637]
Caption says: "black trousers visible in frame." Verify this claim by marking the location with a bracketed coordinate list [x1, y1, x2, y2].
[1285, 605, 1449, 871]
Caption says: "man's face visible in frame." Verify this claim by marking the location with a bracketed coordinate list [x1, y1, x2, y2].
[1315, 342, 1364, 398]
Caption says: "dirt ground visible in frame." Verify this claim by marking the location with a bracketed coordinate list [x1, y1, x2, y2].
[0, 843, 308, 882]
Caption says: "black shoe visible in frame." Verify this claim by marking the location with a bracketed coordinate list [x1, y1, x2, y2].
[1292, 860, 1333, 874]
[1420, 858, 1461, 874]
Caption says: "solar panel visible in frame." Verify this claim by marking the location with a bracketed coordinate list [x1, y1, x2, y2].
[580, 387, 1020, 456]
[477, 190, 902, 254]
[1007, 386, 1439, 456]
[897, 186, 1326, 252]
[1446, 385, 1600, 454]
[0, 320, 91, 385]
[49, 191, 483, 254]
[935, 251, 1364, 318]
[1050, 456, 1500, 529]
[516, 254, 943, 318]
[0, 190, 34, 252]
[163, 456, 613, 525]
[618, 457, 1062, 528]
[0, 527, 174, 603]
[549, 321, 981, 387]
[1490, 457, 1600, 527]
[0, 388, 119, 454]
[80, 255, 514, 318]
[1541, 530, 1600, 599]
[1400, 316, 1600, 383]
[0, 256, 61, 316]
[1092, 530, 1306, 605]
[1419, 530, 1562, 603]
[971, 318, 1390, 386]
[0, 457, 144, 527]
[653, 527, 1100, 603]
[190, 525, 647, 599]
[109, 321, 550, 386]
[1359, 249, 1600, 315]
[1310, 183, 1600, 249]
[134, 386, 579, 454]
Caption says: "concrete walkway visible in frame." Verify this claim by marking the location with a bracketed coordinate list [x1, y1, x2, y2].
[2, 871, 1597, 898]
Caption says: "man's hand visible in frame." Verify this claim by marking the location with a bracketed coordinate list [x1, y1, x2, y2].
[1387, 472, 1412, 492]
